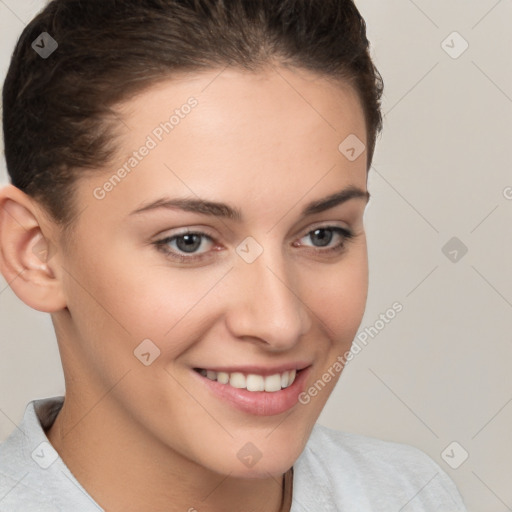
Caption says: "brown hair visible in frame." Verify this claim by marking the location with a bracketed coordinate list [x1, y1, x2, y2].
[2, 0, 383, 229]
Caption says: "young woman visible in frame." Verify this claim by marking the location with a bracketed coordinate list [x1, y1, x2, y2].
[0, 0, 468, 510]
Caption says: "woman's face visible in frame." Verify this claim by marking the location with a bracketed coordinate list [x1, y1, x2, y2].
[52, 66, 369, 477]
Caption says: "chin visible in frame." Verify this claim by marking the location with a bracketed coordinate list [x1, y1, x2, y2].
[218, 459, 295, 480]
[202, 437, 305, 479]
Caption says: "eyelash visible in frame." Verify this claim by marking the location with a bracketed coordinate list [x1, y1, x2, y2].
[153, 225, 355, 264]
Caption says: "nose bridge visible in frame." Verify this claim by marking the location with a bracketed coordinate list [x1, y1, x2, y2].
[225, 241, 312, 348]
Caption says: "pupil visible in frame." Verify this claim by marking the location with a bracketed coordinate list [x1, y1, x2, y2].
[312, 228, 332, 247]
[177, 234, 201, 253]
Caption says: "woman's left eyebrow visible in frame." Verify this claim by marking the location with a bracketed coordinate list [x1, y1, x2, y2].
[129, 185, 369, 221]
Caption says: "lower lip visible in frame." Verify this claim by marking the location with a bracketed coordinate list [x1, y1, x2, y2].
[193, 367, 312, 416]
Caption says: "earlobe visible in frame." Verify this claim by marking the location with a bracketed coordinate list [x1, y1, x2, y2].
[0, 184, 67, 313]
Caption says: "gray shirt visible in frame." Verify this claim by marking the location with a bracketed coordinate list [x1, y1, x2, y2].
[0, 396, 468, 511]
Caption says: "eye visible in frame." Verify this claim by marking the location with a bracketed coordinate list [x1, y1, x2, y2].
[295, 225, 354, 254]
[153, 230, 216, 262]
[153, 225, 355, 263]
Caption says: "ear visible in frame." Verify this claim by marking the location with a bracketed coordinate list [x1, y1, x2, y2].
[0, 184, 67, 312]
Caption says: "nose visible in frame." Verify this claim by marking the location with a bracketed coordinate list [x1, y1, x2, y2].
[224, 245, 312, 351]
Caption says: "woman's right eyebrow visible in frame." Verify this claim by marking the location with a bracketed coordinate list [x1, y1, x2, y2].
[129, 185, 369, 221]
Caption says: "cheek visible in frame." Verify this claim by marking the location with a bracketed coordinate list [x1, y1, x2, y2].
[305, 246, 369, 344]
[68, 249, 232, 360]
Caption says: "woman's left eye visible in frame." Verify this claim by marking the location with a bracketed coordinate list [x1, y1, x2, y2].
[153, 225, 354, 263]
[296, 226, 354, 252]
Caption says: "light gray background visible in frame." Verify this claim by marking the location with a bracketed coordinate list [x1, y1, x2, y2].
[1, 1, 511, 510]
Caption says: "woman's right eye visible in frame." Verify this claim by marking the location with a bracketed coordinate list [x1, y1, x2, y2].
[153, 231, 216, 263]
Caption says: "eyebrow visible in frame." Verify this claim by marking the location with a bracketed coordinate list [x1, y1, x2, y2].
[129, 185, 369, 221]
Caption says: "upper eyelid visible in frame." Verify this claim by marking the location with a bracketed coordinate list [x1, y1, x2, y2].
[155, 224, 352, 250]
[156, 220, 352, 240]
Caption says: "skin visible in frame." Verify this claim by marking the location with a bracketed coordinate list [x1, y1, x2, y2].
[0, 65, 369, 512]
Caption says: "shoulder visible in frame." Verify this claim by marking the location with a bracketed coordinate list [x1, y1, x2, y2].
[0, 402, 60, 511]
[291, 423, 468, 512]
[0, 397, 101, 512]
[305, 423, 440, 475]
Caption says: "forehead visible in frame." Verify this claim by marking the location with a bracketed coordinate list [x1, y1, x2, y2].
[78, 66, 367, 227]
[116, 66, 366, 157]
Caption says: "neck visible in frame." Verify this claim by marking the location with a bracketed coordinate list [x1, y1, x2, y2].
[45, 389, 290, 512]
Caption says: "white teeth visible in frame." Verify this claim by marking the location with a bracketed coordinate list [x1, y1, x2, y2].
[197, 368, 298, 392]
[264, 374, 282, 392]
[217, 371, 230, 384]
[246, 374, 265, 392]
[229, 372, 246, 389]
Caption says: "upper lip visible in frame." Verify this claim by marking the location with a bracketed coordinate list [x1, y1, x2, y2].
[193, 362, 312, 377]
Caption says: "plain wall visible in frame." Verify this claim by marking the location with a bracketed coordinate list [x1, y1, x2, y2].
[1, 1, 511, 510]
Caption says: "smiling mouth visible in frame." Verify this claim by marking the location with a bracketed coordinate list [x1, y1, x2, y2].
[193, 368, 299, 392]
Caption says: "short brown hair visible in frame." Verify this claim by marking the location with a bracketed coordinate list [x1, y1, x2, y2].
[2, 0, 383, 228]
